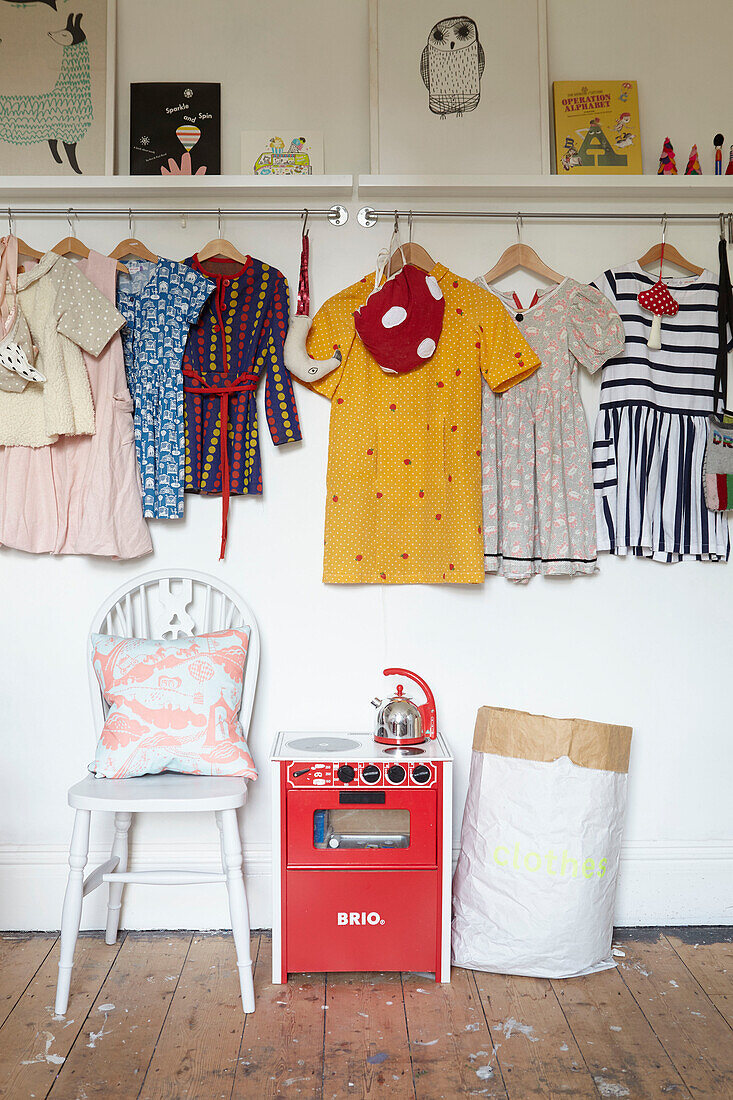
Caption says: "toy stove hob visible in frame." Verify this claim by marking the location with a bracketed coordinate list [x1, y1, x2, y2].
[271, 731, 452, 983]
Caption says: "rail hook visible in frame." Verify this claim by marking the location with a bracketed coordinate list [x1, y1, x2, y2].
[301, 208, 309, 237]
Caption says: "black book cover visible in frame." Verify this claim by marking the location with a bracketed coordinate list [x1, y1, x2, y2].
[130, 83, 221, 175]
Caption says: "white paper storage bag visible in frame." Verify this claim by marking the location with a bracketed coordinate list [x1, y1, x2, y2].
[452, 706, 632, 978]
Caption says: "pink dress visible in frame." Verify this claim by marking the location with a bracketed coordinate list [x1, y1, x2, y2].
[0, 251, 152, 558]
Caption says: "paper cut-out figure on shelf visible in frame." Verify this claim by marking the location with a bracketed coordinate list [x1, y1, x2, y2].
[714, 133, 724, 174]
[685, 144, 702, 175]
[658, 137, 677, 175]
[725, 147, 733, 175]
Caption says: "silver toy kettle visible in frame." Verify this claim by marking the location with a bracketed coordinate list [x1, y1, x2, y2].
[371, 667, 438, 747]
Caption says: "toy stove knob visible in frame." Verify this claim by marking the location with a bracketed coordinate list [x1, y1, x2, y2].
[361, 764, 381, 784]
[412, 764, 432, 784]
[386, 764, 406, 784]
[337, 764, 355, 783]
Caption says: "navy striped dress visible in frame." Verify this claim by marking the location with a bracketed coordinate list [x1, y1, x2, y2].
[592, 265, 729, 562]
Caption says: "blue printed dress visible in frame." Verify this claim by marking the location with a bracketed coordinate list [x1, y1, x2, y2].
[117, 258, 213, 519]
[182, 254, 302, 556]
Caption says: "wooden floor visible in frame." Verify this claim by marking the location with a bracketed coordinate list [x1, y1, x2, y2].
[0, 929, 731, 1099]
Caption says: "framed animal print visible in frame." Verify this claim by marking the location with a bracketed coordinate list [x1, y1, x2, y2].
[369, 0, 551, 174]
[0, 0, 115, 175]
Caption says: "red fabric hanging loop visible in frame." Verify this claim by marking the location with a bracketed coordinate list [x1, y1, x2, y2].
[182, 368, 259, 559]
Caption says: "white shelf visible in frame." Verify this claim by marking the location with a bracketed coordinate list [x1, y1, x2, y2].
[0, 174, 354, 202]
[357, 174, 733, 202]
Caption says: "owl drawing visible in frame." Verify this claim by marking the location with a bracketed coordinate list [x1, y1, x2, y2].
[420, 16, 485, 118]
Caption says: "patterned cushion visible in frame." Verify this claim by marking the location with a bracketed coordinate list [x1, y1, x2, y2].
[89, 630, 256, 780]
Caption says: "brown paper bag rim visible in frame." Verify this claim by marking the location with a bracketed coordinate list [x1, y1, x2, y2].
[473, 706, 632, 773]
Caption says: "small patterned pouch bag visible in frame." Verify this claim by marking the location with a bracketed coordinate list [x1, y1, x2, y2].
[0, 235, 45, 392]
[704, 238, 733, 510]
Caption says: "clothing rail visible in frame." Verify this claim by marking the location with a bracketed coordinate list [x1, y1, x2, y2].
[358, 206, 733, 238]
[3, 205, 349, 225]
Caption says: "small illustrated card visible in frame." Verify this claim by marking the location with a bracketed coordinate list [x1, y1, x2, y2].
[130, 83, 221, 175]
[241, 131, 324, 175]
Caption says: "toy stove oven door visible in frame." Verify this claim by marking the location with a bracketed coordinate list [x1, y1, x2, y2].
[286, 786, 437, 869]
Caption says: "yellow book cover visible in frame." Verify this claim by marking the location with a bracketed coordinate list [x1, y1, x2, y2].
[553, 81, 641, 174]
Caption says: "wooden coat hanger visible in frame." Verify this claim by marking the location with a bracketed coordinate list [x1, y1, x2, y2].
[482, 214, 564, 285]
[637, 215, 703, 276]
[5, 210, 43, 264]
[54, 210, 128, 273]
[197, 208, 249, 265]
[108, 210, 158, 264]
[387, 212, 434, 275]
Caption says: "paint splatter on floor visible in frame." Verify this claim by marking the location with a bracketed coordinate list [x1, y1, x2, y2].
[495, 1017, 539, 1042]
[21, 1031, 65, 1066]
[87, 1004, 115, 1049]
[593, 1078, 631, 1097]
[366, 1052, 389, 1065]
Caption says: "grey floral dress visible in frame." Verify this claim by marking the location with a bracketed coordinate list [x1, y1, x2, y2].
[474, 277, 624, 582]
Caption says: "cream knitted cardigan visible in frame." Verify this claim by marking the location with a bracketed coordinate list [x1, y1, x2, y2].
[0, 252, 124, 448]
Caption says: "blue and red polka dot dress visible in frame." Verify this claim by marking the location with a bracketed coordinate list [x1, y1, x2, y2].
[182, 254, 302, 556]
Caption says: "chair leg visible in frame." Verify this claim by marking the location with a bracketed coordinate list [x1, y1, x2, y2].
[105, 811, 132, 945]
[55, 809, 91, 1015]
[218, 808, 255, 1013]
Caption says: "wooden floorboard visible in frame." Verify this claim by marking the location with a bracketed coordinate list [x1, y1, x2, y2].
[47, 932, 191, 1099]
[551, 964, 694, 1098]
[231, 935, 326, 1099]
[614, 930, 733, 1097]
[403, 966, 508, 1100]
[138, 932, 258, 1100]
[0, 933, 122, 1100]
[0, 933, 57, 1030]
[0, 929, 731, 1099]
[473, 968, 597, 1098]
[665, 927, 733, 999]
[322, 970, 415, 1099]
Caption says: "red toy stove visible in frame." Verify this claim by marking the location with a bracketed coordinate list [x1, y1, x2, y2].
[270, 729, 452, 983]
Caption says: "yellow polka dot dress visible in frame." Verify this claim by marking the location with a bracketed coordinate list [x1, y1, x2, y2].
[304, 262, 540, 584]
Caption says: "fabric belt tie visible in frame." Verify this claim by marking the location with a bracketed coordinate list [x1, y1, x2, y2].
[183, 368, 259, 559]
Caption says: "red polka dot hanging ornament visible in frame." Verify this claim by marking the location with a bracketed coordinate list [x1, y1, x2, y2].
[354, 213, 445, 374]
[637, 217, 679, 350]
[283, 211, 343, 382]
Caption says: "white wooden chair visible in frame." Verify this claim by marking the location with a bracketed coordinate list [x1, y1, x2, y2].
[54, 569, 260, 1016]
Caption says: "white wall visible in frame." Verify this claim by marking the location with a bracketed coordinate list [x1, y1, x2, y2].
[1, 0, 732, 931]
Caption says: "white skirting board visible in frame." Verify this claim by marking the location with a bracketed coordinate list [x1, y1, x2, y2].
[0, 841, 731, 930]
